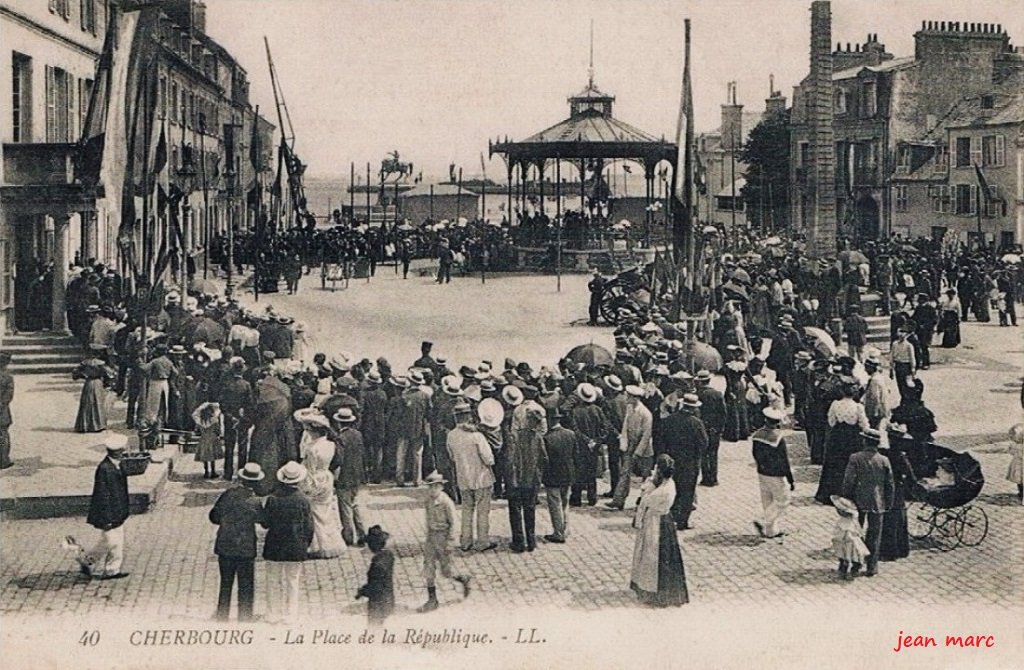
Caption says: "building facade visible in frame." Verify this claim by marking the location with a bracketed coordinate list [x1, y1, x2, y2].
[1, 0, 108, 334]
[890, 91, 1023, 248]
[1, 0, 272, 334]
[790, 15, 1024, 245]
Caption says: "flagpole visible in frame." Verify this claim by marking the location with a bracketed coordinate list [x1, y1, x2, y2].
[253, 107, 261, 303]
[200, 114, 210, 280]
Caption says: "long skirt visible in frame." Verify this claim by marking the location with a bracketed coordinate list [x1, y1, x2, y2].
[143, 379, 168, 425]
[940, 311, 960, 348]
[723, 396, 750, 442]
[75, 379, 107, 433]
[815, 423, 861, 503]
[630, 514, 689, 607]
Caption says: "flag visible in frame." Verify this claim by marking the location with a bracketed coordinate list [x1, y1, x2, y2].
[153, 121, 166, 174]
[249, 112, 260, 171]
[480, 152, 487, 179]
[974, 163, 994, 203]
[270, 137, 286, 198]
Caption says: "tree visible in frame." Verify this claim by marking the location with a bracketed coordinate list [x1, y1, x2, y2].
[739, 108, 790, 232]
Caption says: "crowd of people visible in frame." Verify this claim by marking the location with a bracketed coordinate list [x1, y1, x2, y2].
[46, 224, 1023, 621]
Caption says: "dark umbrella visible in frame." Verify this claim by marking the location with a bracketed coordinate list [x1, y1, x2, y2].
[722, 280, 749, 302]
[681, 341, 723, 372]
[565, 343, 614, 368]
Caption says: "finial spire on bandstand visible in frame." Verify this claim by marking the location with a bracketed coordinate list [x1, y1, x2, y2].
[588, 19, 595, 88]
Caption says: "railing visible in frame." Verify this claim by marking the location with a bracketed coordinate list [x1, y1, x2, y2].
[1, 143, 76, 185]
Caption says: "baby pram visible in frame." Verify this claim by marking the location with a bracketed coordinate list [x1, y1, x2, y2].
[898, 440, 987, 551]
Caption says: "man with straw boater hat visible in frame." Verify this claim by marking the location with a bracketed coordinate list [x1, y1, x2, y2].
[209, 462, 265, 621]
[66, 434, 132, 579]
[332, 407, 367, 547]
[446, 400, 497, 552]
[261, 461, 313, 624]
[417, 471, 471, 612]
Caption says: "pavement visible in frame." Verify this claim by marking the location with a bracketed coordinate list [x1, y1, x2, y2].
[0, 271, 1020, 668]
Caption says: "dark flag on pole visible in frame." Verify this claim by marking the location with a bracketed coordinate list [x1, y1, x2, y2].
[974, 163, 994, 203]
[153, 121, 167, 174]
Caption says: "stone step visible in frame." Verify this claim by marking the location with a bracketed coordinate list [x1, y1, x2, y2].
[9, 363, 80, 376]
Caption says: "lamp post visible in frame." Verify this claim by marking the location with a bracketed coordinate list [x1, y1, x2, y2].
[177, 103, 197, 294]
[199, 113, 211, 280]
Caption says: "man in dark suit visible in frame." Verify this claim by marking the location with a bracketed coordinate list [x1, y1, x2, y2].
[542, 408, 576, 543]
[842, 431, 895, 577]
[220, 359, 254, 481]
[912, 293, 938, 370]
[209, 462, 264, 621]
[68, 435, 131, 579]
[261, 461, 314, 623]
[694, 370, 726, 486]
[659, 394, 707, 530]
[0, 352, 13, 469]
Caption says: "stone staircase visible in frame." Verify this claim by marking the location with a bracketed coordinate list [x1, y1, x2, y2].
[0, 332, 85, 376]
[865, 315, 890, 353]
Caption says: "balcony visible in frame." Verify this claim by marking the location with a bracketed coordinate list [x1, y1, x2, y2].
[2, 143, 77, 186]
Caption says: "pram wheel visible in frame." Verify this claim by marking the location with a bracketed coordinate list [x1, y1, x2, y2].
[906, 501, 934, 539]
[954, 505, 988, 547]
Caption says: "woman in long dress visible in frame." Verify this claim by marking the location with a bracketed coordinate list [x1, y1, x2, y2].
[300, 419, 345, 558]
[938, 289, 961, 348]
[73, 358, 113, 433]
[722, 352, 750, 442]
[630, 454, 689, 607]
[814, 382, 869, 504]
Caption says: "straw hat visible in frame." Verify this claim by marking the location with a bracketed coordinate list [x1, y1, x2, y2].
[762, 407, 786, 422]
[334, 407, 358, 423]
[441, 375, 463, 396]
[276, 461, 307, 485]
[575, 383, 598, 403]
[424, 471, 448, 486]
[603, 375, 623, 392]
[477, 398, 505, 429]
[237, 463, 265, 482]
[104, 433, 128, 454]
[830, 495, 858, 516]
[681, 393, 702, 408]
[501, 385, 524, 406]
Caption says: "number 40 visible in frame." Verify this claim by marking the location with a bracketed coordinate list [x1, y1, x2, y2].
[79, 630, 100, 646]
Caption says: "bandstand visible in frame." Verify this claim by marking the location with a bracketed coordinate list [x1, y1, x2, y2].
[489, 74, 676, 272]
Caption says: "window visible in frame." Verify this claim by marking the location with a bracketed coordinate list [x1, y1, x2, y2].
[895, 146, 911, 174]
[955, 137, 972, 168]
[984, 185, 1007, 218]
[931, 185, 952, 213]
[799, 142, 810, 167]
[982, 134, 1005, 167]
[861, 81, 877, 117]
[954, 184, 977, 216]
[170, 81, 178, 124]
[49, 0, 71, 20]
[933, 144, 948, 173]
[834, 89, 847, 114]
[79, 0, 96, 34]
[45, 65, 74, 142]
[78, 77, 93, 134]
[11, 53, 32, 143]
[894, 185, 908, 211]
[931, 226, 947, 244]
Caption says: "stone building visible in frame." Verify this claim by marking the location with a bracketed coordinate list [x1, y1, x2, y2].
[890, 90, 1023, 248]
[0, 0, 272, 334]
[790, 8, 1024, 246]
[0, 0, 108, 333]
[694, 82, 766, 232]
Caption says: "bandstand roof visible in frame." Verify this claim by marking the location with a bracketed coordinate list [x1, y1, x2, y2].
[490, 77, 676, 166]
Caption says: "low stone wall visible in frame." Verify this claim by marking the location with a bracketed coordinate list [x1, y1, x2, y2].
[513, 246, 658, 273]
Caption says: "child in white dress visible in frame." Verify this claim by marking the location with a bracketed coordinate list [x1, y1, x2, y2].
[830, 495, 870, 579]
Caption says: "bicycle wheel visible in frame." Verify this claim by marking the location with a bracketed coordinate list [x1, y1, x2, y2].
[906, 501, 934, 539]
[955, 505, 989, 547]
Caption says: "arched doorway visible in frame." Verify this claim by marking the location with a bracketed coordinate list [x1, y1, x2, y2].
[856, 194, 880, 241]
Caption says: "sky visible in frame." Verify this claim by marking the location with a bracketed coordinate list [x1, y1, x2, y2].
[204, 0, 1024, 182]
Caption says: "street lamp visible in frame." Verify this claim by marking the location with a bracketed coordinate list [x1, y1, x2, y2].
[177, 104, 197, 293]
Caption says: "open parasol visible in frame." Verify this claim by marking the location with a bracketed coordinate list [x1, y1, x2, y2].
[681, 341, 722, 372]
[802, 326, 837, 357]
[565, 343, 614, 368]
[729, 268, 751, 285]
[1000, 253, 1021, 264]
